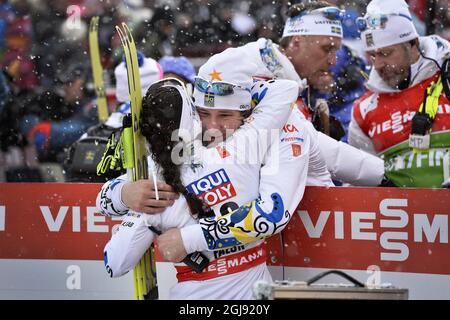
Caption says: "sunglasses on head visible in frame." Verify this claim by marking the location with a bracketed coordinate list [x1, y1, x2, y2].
[356, 13, 412, 32]
[194, 76, 250, 96]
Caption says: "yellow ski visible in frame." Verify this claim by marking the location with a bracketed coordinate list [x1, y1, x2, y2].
[116, 23, 158, 300]
[89, 16, 109, 123]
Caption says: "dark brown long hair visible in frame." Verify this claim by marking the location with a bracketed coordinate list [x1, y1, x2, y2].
[140, 83, 212, 219]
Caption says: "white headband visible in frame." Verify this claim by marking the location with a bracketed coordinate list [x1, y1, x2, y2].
[282, 13, 343, 38]
[192, 87, 252, 111]
[158, 84, 201, 144]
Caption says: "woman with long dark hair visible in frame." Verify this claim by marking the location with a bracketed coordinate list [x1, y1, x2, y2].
[140, 81, 213, 220]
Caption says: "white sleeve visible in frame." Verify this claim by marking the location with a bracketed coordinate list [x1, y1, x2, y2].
[258, 118, 311, 217]
[301, 118, 334, 187]
[318, 131, 384, 186]
[348, 112, 377, 154]
[96, 174, 130, 217]
[103, 212, 156, 278]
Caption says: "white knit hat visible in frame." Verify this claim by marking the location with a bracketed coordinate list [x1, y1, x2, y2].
[360, 0, 419, 51]
[114, 54, 163, 103]
[193, 47, 257, 111]
[282, 6, 343, 38]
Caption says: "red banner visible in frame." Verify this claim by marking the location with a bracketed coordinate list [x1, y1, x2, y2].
[267, 187, 450, 275]
[1, 183, 449, 275]
[0, 183, 116, 260]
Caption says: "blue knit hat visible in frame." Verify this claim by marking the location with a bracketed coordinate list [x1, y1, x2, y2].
[158, 56, 196, 84]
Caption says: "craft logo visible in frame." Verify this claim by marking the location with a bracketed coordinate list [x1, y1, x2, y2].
[400, 31, 412, 38]
[186, 169, 236, 206]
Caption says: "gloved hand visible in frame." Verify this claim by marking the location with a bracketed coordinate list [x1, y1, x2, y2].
[28, 121, 51, 153]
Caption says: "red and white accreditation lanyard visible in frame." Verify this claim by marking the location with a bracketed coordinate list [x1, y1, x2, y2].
[175, 243, 267, 282]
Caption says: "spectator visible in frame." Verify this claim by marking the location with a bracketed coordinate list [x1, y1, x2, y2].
[63, 51, 162, 182]
[20, 64, 97, 162]
[0, 0, 15, 58]
[136, 6, 176, 60]
[0, 70, 40, 182]
[158, 56, 196, 92]
[1, 8, 38, 91]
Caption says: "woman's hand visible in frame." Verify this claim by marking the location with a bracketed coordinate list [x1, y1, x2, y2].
[121, 179, 179, 214]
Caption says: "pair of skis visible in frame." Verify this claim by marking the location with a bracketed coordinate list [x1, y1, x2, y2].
[89, 16, 158, 300]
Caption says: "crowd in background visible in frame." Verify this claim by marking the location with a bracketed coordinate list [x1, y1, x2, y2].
[0, 0, 449, 181]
